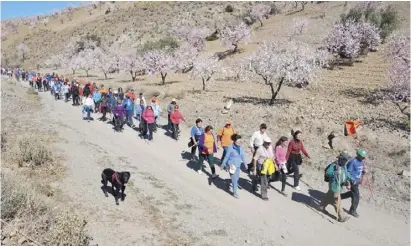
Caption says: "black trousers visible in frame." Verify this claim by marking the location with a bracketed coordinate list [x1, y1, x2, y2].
[341, 183, 360, 212]
[73, 95, 80, 105]
[287, 154, 302, 187]
[147, 123, 155, 140]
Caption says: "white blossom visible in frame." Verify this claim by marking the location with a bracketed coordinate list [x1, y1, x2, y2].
[219, 22, 251, 52]
[191, 56, 220, 90]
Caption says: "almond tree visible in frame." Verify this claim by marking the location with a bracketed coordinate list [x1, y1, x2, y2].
[386, 34, 410, 118]
[67, 56, 81, 75]
[174, 42, 201, 73]
[94, 47, 115, 80]
[171, 26, 209, 52]
[77, 49, 97, 77]
[45, 55, 61, 69]
[143, 49, 175, 85]
[244, 40, 325, 105]
[223, 58, 247, 81]
[64, 5, 74, 21]
[219, 22, 251, 53]
[41, 17, 49, 27]
[16, 43, 29, 62]
[191, 56, 219, 90]
[119, 52, 144, 82]
[250, 4, 271, 26]
[293, 17, 309, 36]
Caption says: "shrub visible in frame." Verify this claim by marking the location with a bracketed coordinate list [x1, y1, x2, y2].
[12, 136, 53, 167]
[269, 3, 281, 15]
[225, 4, 234, 13]
[206, 31, 219, 41]
[140, 37, 179, 52]
[340, 7, 363, 23]
[377, 5, 399, 41]
[48, 210, 91, 246]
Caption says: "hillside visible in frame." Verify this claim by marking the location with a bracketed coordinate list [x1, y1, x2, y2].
[1, 1, 410, 245]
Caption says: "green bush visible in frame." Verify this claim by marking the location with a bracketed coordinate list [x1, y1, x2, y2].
[378, 5, 399, 41]
[269, 3, 281, 15]
[140, 37, 179, 52]
[340, 7, 363, 23]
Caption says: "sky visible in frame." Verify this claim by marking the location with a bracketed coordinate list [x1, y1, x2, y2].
[1, 1, 85, 20]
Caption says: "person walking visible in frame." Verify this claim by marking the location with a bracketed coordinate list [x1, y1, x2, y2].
[320, 151, 353, 223]
[252, 137, 274, 200]
[248, 123, 268, 173]
[166, 98, 176, 130]
[126, 89, 137, 102]
[62, 82, 70, 102]
[345, 149, 368, 218]
[142, 105, 156, 141]
[112, 99, 126, 131]
[82, 94, 95, 122]
[137, 92, 146, 106]
[286, 130, 310, 191]
[122, 95, 135, 128]
[151, 98, 161, 131]
[274, 136, 289, 196]
[71, 83, 80, 106]
[99, 93, 110, 121]
[190, 119, 204, 160]
[170, 105, 185, 140]
[197, 125, 218, 178]
[217, 121, 236, 161]
[92, 89, 102, 113]
[220, 134, 246, 199]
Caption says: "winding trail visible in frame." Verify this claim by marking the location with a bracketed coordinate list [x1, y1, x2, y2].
[28, 81, 409, 246]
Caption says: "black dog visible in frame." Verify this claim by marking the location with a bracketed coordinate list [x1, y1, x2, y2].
[101, 168, 131, 205]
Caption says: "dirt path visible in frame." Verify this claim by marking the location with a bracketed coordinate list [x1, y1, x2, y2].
[30, 83, 409, 246]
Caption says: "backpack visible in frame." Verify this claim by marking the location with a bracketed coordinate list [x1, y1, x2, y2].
[324, 163, 337, 182]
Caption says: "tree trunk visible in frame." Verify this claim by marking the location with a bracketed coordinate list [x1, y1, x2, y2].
[182, 65, 194, 73]
[269, 78, 284, 105]
[202, 78, 206, 91]
[104, 72, 107, 80]
[233, 44, 238, 53]
[260, 20, 263, 27]
[294, 1, 298, 8]
[130, 70, 136, 82]
[161, 72, 167, 85]
[85, 70, 89, 77]
[72, 69, 75, 75]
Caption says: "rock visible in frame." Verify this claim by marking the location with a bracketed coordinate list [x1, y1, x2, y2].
[224, 99, 233, 110]
[245, 239, 250, 243]
[221, 110, 229, 114]
[398, 170, 410, 177]
[9, 231, 17, 238]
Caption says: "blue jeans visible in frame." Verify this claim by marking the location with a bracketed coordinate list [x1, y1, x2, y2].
[126, 110, 133, 126]
[230, 167, 241, 196]
[84, 106, 93, 119]
[221, 146, 229, 161]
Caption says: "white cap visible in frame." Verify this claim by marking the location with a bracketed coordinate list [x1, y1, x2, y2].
[172, 98, 176, 102]
[263, 136, 272, 143]
[114, 90, 118, 94]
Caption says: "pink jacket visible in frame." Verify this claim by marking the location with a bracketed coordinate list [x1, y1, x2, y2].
[274, 145, 287, 164]
[142, 109, 155, 124]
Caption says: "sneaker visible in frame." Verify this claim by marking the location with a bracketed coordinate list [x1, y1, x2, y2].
[197, 170, 202, 174]
[233, 194, 239, 199]
[281, 191, 288, 197]
[349, 210, 359, 218]
[212, 174, 219, 179]
[295, 186, 301, 191]
[262, 197, 269, 201]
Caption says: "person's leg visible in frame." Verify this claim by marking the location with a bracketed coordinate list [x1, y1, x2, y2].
[148, 123, 154, 140]
[207, 154, 216, 176]
[281, 169, 287, 193]
[197, 154, 205, 173]
[231, 167, 240, 197]
[221, 147, 228, 163]
[292, 162, 300, 188]
[349, 183, 360, 214]
[320, 190, 332, 209]
[260, 175, 268, 200]
[87, 107, 91, 120]
[333, 193, 348, 222]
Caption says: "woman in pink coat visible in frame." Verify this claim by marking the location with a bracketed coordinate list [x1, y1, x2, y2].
[142, 105, 156, 141]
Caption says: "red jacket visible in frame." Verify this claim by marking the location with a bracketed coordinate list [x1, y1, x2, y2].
[170, 110, 184, 124]
[286, 139, 310, 160]
[142, 109, 155, 124]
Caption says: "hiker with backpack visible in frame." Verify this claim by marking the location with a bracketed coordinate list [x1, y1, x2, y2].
[344, 149, 368, 218]
[286, 130, 310, 191]
[320, 151, 354, 223]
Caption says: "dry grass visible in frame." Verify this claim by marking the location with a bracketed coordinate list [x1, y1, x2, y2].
[1, 172, 91, 246]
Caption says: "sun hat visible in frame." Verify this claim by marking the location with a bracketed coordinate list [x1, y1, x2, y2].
[172, 98, 176, 102]
[263, 136, 272, 143]
[226, 120, 232, 125]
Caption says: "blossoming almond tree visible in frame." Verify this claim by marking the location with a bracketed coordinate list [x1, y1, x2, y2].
[174, 42, 201, 73]
[219, 22, 251, 53]
[67, 56, 81, 75]
[143, 49, 175, 85]
[250, 4, 271, 26]
[119, 52, 144, 82]
[191, 56, 220, 90]
[16, 43, 29, 62]
[171, 26, 209, 52]
[77, 49, 97, 77]
[245, 40, 325, 105]
[386, 34, 410, 118]
[45, 55, 62, 69]
[94, 48, 116, 80]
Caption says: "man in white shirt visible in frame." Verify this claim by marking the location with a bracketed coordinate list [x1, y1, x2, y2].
[248, 123, 268, 173]
[83, 94, 95, 122]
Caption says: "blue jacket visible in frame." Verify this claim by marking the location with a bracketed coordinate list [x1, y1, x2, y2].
[152, 103, 161, 117]
[122, 98, 134, 111]
[108, 94, 116, 109]
[93, 91, 102, 102]
[221, 144, 246, 169]
[346, 158, 365, 184]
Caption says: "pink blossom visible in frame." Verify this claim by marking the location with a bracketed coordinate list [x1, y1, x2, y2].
[250, 4, 271, 26]
[326, 19, 362, 59]
[143, 49, 175, 85]
[219, 22, 251, 52]
[244, 40, 325, 105]
[191, 56, 220, 90]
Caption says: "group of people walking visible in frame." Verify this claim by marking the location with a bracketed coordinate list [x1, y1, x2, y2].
[18, 71, 185, 142]
[6, 67, 368, 223]
[189, 121, 368, 223]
